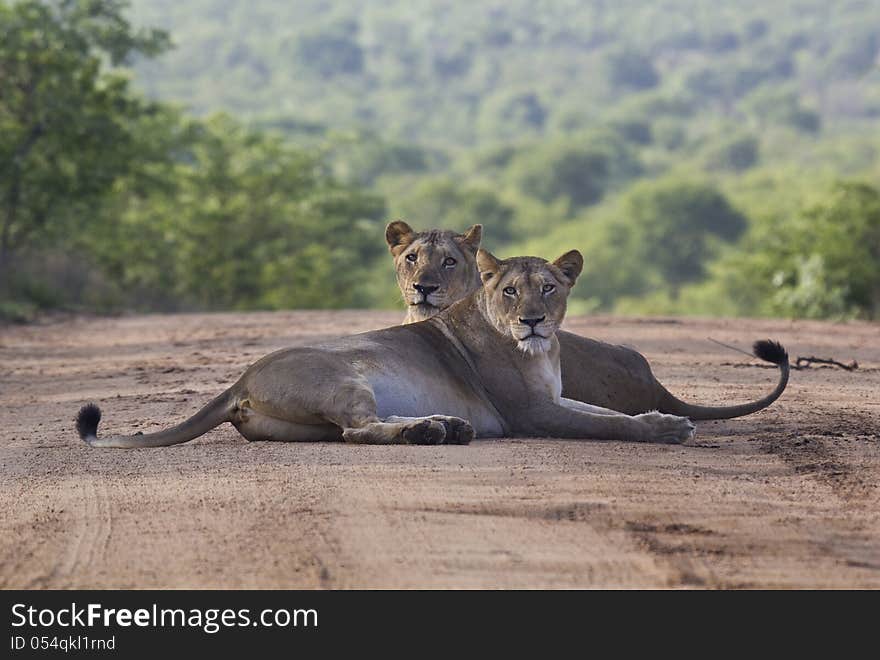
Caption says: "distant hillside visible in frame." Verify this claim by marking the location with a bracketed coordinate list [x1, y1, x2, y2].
[129, 0, 880, 146]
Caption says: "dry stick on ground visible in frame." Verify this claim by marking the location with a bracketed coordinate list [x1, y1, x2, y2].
[794, 356, 859, 371]
[707, 337, 859, 371]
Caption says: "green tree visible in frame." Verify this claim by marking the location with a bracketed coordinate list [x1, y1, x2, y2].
[507, 135, 640, 211]
[330, 134, 434, 186]
[509, 145, 609, 209]
[0, 0, 169, 285]
[478, 90, 547, 140]
[609, 118, 652, 145]
[703, 133, 760, 171]
[296, 21, 364, 77]
[395, 178, 515, 248]
[826, 31, 878, 78]
[97, 115, 386, 310]
[743, 89, 821, 134]
[705, 31, 740, 52]
[652, 118, 687, 150]
[621, 179, 748, 295]
[715, 183, 880, 318]
[603, 49, 659, 90]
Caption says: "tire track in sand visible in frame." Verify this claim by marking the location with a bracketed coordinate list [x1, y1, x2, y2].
[761, 424, 880, 584]
[31, 476, 113, 588]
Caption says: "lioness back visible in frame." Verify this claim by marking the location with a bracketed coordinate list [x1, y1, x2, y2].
[557, 331, 660, 414]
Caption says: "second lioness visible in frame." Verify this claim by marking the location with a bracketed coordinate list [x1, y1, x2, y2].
[385, 220, 789, 419]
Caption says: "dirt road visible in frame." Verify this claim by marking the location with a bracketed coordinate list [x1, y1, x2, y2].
[1, 311, 878, 588]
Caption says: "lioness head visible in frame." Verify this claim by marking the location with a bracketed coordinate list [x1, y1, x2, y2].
[476, 248, 583, 356]
[386, 220, 483, 323]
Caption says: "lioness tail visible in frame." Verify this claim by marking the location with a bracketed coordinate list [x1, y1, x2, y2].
[658, 339, 790, 421]
[76, 391, 234, 448]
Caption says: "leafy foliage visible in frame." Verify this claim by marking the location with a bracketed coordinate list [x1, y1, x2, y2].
[393, 178, 515, 249]
[0, 0, 169, 281]
[603, 49, 659, 90]
[126, 0, 880, 145]
[703, 134, 760, 172]
[3, 0, 880, 320]
[506, 134, 641, 212]
[296, 21, 364, 77]
[0, 1, 384, 313]
[708, 183, 880, 319]
[93, 115, 385, 310]
[621, 180, 748, 292]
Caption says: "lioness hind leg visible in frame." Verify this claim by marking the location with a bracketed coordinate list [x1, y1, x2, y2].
[316, 379, 442, 445]
[234, 408, 342, 442]
[312, 377, 462, 445]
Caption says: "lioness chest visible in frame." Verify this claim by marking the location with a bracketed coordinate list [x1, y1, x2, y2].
[523, 352, 563, 402]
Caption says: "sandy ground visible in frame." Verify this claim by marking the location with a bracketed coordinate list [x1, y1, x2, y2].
[1, 310, 878, 589]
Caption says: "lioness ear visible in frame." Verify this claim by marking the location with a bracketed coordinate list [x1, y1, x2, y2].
[385, 220, 415, 253]
[552, 250, 584, 286]
[476, 248, 501, 283]
[456, 224, 482, 254]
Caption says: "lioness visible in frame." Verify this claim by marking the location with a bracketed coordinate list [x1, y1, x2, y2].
[77, 248, 697, 448]
[385, 220, 789, 419]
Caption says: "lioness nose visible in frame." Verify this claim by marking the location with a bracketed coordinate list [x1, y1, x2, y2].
[413, 283, 439, 295]
[519, 316, 545, 328]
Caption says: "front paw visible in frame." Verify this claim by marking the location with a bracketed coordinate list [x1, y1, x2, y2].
[429, 415, 475, 445]
[402, 419, 447, 445]
[635, 411, 695, 444]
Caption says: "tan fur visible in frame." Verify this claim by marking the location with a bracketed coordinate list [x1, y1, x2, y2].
[77, 250, 695, 448]
[386, 221, 482, 324]
[388, 224, 789, 420]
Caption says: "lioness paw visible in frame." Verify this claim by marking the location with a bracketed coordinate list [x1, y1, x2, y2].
[429, 415, 475, 445]
[635, 411, 696, 444]
[402, 419, 447, 445]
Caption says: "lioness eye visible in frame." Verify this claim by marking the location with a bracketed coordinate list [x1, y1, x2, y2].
[503, 286, 516, 296]
[542, 284, 556, 294]
[443, 257, 456, 267]
[405, 253, 417, 263]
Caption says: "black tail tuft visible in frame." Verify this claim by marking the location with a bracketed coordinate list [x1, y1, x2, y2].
[76, 403, 102, 441]
[753, 339, 789, 366]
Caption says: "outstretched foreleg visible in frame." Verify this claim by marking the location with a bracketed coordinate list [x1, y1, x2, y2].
[517, 403, 695, 444]
[560, 397, 627, 416]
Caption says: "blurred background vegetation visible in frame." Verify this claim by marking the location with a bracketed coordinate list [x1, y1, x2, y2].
[1, 0, 879, 322]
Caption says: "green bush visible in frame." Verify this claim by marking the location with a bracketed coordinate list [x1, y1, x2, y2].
[508, 144, 611, 209]
[296, 24, 364, 76]
[708, 182, 880, 319]
[618, 179, 748, 293]
[603, 49, 659, 90]
[506, 134, 641, 211]
[704, 134, 760, 172]
[394, 178, 516, 248]
[478, 90, 547, 139]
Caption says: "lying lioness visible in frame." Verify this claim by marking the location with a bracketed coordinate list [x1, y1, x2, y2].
[77, 248, 699, 447]
[385, 221, 789, 419]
